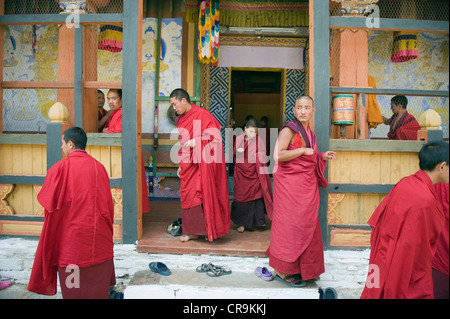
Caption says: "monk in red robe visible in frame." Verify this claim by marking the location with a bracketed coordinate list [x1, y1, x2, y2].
[382, 95, 421, 140]
[432, 182, 449, 299]
[266, 96, 336, 287]
[231, 119, 273, 233]
[102, 89, 150, 214]
[28, 127, 116, 298]
[102, 89, 123, 134]
[170, 88, 230, 242]
[361, 140, 449, 299]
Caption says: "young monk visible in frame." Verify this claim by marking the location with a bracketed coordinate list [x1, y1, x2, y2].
[231, 118, 273, 233]
[28, 127, 116, 298]
[361, 140, 449, 299]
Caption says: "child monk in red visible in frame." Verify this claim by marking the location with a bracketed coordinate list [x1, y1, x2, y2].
[231, 119, 273, 233]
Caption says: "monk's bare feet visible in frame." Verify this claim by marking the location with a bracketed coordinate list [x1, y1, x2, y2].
[237, 226, 245, 233]
[180, 234, 199, 242]
[275, 271, 303, 284]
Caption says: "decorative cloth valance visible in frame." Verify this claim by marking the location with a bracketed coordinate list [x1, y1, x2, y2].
[186, 0, 309, 27]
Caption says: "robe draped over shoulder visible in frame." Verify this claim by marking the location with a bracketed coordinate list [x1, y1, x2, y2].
[361, 170, 445, 299]
[176, 105, 230, 241]
[28, 150, 114, 295]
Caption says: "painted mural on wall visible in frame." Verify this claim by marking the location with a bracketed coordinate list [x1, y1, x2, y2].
[3, 18, 181, 134]
[2, 25, 59, 132]
[368, 31, 449, 138]
[97, 18, 182, 134]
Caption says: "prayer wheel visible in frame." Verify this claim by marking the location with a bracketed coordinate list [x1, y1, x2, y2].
[332, 94, 355, 138]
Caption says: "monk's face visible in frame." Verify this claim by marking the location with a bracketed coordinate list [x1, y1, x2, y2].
[170, 97, 190, 116]
[294, 98, 315, 124]
[98, 91, 105, 109]
[107, 91, 122, 112]
[390, 102, 402, 115]
[245, 126, 258, 140]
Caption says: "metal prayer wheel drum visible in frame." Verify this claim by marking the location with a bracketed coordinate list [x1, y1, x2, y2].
[332, 94, 355, 138]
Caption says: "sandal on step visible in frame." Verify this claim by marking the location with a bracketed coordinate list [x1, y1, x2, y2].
[196, 263, 215, 273]
[206, 265, 232, 277]
[274, 274, 306, 287]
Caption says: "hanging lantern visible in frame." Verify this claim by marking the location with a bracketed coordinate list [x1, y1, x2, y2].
[198, 0, 220, 64]
[98, 24, 123, 53]
[391, 32, 418, 63]
[332, 94, 355, 138]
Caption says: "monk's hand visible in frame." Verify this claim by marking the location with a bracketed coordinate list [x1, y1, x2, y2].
[302, 148, 315, 156]
[323, 151, 336, 161]
[184, 139, 196, 148]
[237, 147, 244, 153]
[177, 167, 181, 177]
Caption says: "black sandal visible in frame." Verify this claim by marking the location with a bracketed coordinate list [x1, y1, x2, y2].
[206, 265, 232, 277]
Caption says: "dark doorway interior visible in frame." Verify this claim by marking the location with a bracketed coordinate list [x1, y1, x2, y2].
[230, 70, 282, 129]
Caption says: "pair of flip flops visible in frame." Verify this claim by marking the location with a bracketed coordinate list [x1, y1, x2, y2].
[196, 263, 232, 277]
[254, 267, 273, 281]
[274, 274, 306, 287]
[149, 262, 171, 276]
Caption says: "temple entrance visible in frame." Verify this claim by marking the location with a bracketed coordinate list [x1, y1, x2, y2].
[230, 69, 283, 130]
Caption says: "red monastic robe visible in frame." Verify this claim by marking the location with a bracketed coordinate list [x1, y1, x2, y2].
[432, 183, 449, 276]
[28, 150, 114, 295]
[103, 107, 122, 133]
[361, 170, 445, 299]
[176, 104, 230, 241]
[387, 111, 421, 140]
[233, 133, 273, 219]
[266, 120, 328, 280]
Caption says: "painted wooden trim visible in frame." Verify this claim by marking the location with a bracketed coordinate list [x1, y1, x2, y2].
[0, 215, 44, 222]
[330, 87, 449, 97]
[0, 176, 45, 185]
[0, 175, 121, 188]
[0, 14, 123, 25]
[46, 123, 62, 170]
[74, 26, 83, 128]
[86, 133, 122, 146]
[0, 134, 46, 145]
[83, 81, 122, 89]
[329, 17, 449, 33]
[312, 0, 331, 250]
[329, 139, 424, 152]
[121, 0, 141, 244]
[328, 183, 394, 194]
[1, 81, 74, 88]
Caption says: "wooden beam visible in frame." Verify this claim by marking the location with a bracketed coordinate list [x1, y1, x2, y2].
[82, 81, 122, 89]
[1, 81, 74, 89]
[330, 17, 449, 34]
[0, 14, 123, 25]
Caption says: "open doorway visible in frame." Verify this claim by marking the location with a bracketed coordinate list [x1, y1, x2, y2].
[230, 69, 283, 130]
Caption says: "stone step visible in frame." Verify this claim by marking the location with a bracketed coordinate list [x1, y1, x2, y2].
[124, 268, 319, 299]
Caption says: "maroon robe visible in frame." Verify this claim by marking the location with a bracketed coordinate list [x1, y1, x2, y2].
[266, 120, 327, 280]
[28, 150, 115, 296]
[387, 111, 421, 140]
[231, 133, 273, 228]
[361, 170, 445, 299]
[432, 183, 449, 299]
[176, 104, 230, 241]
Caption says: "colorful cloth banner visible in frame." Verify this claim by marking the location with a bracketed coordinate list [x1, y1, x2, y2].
[198, 0, 220, 64]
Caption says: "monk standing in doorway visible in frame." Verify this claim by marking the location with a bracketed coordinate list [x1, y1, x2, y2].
[170, 88, 230, 242]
